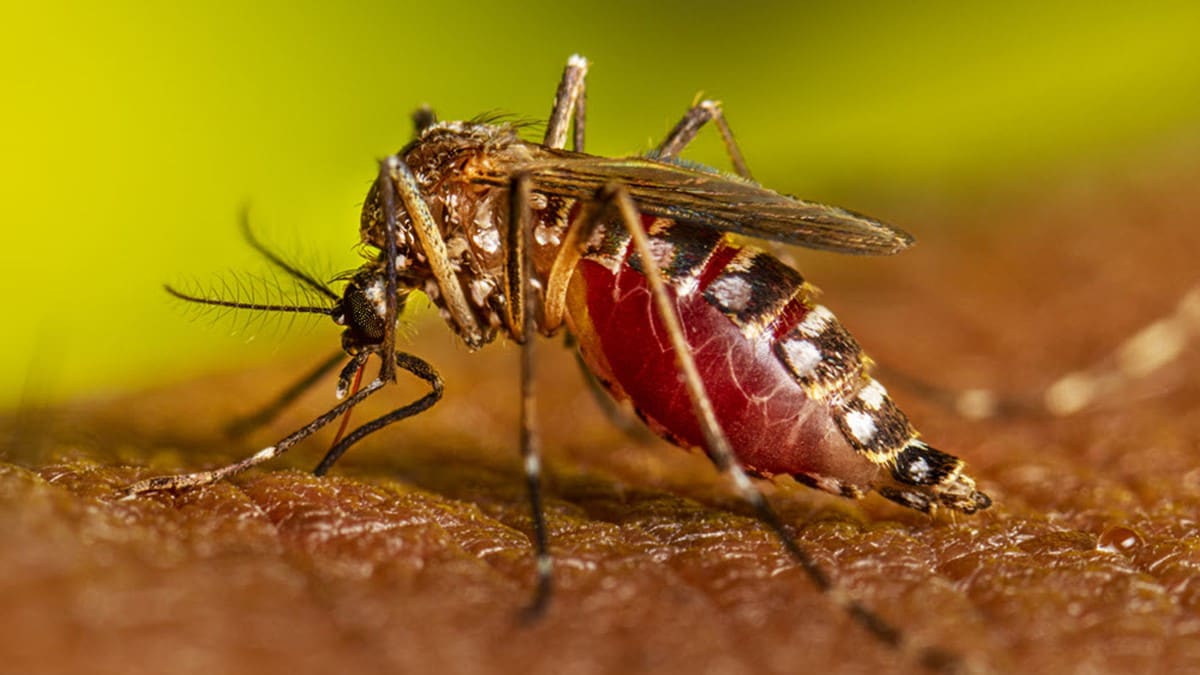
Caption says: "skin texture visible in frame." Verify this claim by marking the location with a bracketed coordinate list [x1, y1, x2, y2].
[3, 157, 1199, 675]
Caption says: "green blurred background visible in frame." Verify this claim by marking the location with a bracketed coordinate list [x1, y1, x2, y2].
[2, 2, 1198, 407]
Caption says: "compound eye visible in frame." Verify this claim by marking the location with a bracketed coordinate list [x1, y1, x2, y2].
[343, 288, 387, 344]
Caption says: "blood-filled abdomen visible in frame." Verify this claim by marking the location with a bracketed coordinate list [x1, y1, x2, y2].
[565, 231, 882, 493]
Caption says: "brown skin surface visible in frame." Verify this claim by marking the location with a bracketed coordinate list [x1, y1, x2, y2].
[3, 157, 1199, 675]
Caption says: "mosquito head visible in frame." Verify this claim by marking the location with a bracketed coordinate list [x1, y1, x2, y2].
[331, 264, 410, 355]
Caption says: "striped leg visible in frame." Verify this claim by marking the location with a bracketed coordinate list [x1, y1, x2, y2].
[1046, 285, 1200, 414]
[124, 351, 441, 496]
[879, 285, 1200, 421]
[544, 55, 588, 152]
[313, 352, 443, 475]
[380, 155, 484, 349]
[504, 173, 555, 619]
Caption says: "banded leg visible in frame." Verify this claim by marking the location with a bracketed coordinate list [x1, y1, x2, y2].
[125, 351, 441, 495]
[379, 155, 485, 350]
[879, 284, 1200, 421]
[375, 159, 402, 383]
[1045, 284, 1200, 414]
[544, 54, 588, 151]
[593, 183, 959, 673]
[505, 173, 554, 618]
[655, 99, 754, 181]
[313, 352, 444, 475]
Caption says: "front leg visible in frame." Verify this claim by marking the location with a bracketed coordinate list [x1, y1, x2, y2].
[379, 155, 485, 349]
[124, 374, 389, 496]
[313, 351, 444, 475]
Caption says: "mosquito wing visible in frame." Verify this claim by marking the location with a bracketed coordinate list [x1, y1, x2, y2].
[516, 151, 913, 255]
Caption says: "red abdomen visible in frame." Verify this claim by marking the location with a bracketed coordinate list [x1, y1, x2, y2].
[566, 220, 881, 491]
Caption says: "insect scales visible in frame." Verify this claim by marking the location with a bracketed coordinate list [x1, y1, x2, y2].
[129, 55, 990, 671]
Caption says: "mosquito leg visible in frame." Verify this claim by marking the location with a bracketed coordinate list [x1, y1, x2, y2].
[504, 173, 554, 619]
[650, 100, 807, 266]
[502, 173, 529, 340]
[880, 284, 1200, 421]
[334, 352, 372, 398]
[544, 54, 588, 151]
[124, 374, 391, 496]
[572, 85, 586, 152]
[313, 351, 443, 475]
[382, 155, 484, 349]
[655, 99, 753, 181]
[599, 182, 959, 673]
[519, 277, 553, 619]
[375, 159, 401, 383]
[1044, 284, 1200, 414]
[225, 350, 346, 438]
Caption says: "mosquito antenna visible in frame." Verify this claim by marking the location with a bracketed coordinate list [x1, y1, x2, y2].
[164, 284, 332, 315]
[238, 207, 339, 301]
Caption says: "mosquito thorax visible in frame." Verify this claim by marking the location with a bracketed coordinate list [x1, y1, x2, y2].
[358, 120, 524, 255]
[357, 120, 528, 347]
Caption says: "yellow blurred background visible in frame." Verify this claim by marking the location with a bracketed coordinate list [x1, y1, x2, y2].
[2, 2, 1199, 407]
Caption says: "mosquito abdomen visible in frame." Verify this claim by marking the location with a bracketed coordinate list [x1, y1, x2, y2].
[567, 217, 989, 513]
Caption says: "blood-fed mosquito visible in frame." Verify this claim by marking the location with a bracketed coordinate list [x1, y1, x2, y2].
[130, 55, 996, 671]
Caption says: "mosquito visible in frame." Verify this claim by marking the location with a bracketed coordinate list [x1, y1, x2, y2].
[129, 55, 999, 672]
